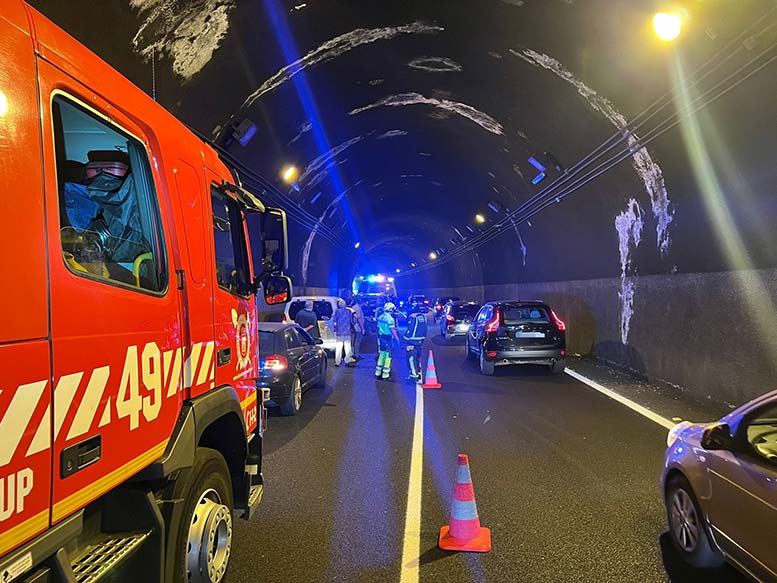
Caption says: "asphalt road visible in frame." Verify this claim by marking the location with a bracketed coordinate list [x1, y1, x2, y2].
[227, 332, 745, 583]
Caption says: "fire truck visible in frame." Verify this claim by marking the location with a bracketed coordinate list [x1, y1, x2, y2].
[0, 3, 292, 581]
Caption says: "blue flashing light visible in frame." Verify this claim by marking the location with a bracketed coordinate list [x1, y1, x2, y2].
[263, 0, 360, 242]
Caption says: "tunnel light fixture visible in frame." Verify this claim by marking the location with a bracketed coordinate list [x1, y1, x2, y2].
[487, 201, 502, 214]
[429, 251, 438, 260]
[474, 214, 486, 224]
[395, 268, 401, 273]
[653, 11, 683, 42]
[354, 241, 361, 249]
[281, 165, 299, 183]
[388, 277, 395, 282]
[410, 262, 417, 268]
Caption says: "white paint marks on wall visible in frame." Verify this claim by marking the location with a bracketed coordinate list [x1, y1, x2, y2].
[509, 217, 528, 266]
[408, 56, 463, 73]
[130, 0, 234, 81]
[377, 130, 409, 139]
[615, 199, 644, 344]
[350, 93, 504, 135]
[242, 22, 443, 108]
[515, 48, 674, 255]
[288, 121, 313, 145]
[298, 136, 365, 185]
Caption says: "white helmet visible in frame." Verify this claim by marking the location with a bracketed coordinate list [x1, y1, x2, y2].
[384, 302, 396, 312]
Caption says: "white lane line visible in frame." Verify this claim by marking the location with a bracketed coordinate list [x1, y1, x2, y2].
[565, 368, 676, 430]
[400, 382, 424, 583]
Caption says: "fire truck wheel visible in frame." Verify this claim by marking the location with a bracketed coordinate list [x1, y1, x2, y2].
[173, 448, 234, 583]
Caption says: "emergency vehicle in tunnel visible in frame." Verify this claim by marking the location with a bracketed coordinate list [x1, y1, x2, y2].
[0, 2, 292, 581]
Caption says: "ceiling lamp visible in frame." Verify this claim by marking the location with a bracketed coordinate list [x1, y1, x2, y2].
[281, 165, 299, 183]
[428, 251, 438, 260]
[653, 11, 683, 42]
[474, 214, 486, 224]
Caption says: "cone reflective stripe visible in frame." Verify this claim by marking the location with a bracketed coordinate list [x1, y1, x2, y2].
[439, 454, 491, 552]
[422, 350, 442, 389]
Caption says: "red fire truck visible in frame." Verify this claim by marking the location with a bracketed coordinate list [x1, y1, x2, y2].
[0, 3, 292, 581]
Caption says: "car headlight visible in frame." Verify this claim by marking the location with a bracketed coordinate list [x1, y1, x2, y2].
[667, 421, 692, 447]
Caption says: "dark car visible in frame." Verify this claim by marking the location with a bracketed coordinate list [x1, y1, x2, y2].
[406, 294, 430, 313]
[440, 301, 480, 340]
[257, 323, 327, 415]
[465, 301, 566, 375]
[433, 296, 461, 320]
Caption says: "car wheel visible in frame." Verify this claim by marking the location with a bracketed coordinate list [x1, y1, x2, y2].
[479, 350, 495, 376]
[549, 361, 565, 375]
[465, 337, 476, 361]
[316, 359, 327, 388]
[280, 376, 303, 416]
[666, 476, 724, 569]
[170, 448, 233, 583]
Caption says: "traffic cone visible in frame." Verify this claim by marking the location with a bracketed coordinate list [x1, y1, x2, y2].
[439, 454, 491, 553]
[422, 350, 442, 389]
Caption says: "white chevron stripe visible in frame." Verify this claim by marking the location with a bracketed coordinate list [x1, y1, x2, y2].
[27, 408, 50, 457]
[67, 366, 110, 440]
[196, 342, 215, 386]
[165, 347, 183, 397]
[98, 398, 111, 427]
[183, 343, 203, 389]
[54, 373, 83, 441]
[0, 381, 48, 466]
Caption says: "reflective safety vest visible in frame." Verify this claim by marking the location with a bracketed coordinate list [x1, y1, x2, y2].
[404, 313, 427, 341]
[377, 312, 396, 336]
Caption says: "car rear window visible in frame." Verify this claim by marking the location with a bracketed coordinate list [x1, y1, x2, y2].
[503, 305, 550, 324]
[453, 304, 479, 317]
[258, 330, 277, 357]
[288, 300, 334, 321]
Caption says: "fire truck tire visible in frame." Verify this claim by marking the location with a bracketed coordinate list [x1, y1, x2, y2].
[172, 447, 234, 583]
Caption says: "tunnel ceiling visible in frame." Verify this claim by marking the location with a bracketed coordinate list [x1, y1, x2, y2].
[31, 0, 777, 284]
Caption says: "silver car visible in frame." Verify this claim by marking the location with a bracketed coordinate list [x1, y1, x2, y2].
[662, 390, 777, 580]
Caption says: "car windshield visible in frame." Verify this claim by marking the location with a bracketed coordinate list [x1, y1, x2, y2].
[503, 305, 550, 324]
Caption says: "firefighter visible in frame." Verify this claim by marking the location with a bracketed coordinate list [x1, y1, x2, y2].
[375, 302, 400, 380]
[403, 309, 428, 381]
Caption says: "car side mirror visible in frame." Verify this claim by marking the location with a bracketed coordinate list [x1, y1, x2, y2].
[263, 274, 292, 305]
[701, 423, 733, 451]
[315, 338, 324, 345]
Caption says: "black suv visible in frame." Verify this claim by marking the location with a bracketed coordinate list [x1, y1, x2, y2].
[465, 301, 566, 375]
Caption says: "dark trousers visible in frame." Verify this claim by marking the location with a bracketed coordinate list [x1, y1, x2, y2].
[353, 330, 363, 357]
[406, 341, 423, 377]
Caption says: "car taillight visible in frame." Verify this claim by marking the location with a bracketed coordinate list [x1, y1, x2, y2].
[550, 309, 566, 332]
[261, 355, 288, 371]
[485, 309, 500, 333]
[486, 351, 497, 358]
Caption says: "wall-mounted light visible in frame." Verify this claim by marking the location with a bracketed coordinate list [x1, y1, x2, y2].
[411, 262, 417, 268]
[474, 214, 486, 224]
[354, 242, 361, 249]
[429, 251, 438, 260]
[487, 201, 502, 213]
[281, 165, 299, 183]
[395, 268, 401, 273]
[654, 11, 683, 41]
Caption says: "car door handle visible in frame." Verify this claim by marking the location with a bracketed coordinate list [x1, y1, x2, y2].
[61, 435, 101, 478]
[217, 348, 231, 366]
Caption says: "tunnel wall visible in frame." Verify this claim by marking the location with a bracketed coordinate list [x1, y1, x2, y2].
[420, 268, 777, 408]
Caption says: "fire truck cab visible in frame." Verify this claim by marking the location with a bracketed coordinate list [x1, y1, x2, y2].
[0, 3, 291, 581]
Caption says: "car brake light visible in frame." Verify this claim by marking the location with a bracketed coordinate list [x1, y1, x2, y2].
[485, 309, 500, 333]
[487, 351, 497, 358]
[262, 355, 288, 371]
[550, 309, 566, 331]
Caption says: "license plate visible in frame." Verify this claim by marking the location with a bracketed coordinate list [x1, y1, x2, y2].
[456, 324, 470, 331]
[517, 331, 545, 338]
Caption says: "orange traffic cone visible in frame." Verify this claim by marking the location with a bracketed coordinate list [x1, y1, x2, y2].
[422, 350, 442, 389]
[439, 454, 491, 553]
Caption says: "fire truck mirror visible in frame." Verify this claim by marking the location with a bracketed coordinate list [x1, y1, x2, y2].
[264, 274, 292, 305]
[262, 208, 288, 272]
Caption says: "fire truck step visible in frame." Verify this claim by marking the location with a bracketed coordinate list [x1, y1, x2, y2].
[70, 532, 150, 583]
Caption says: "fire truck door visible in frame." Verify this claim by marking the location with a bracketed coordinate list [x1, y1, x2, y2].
[0, 4, 53, 557]
[38, 66, 184, 524]
[205, 174, 258, 433]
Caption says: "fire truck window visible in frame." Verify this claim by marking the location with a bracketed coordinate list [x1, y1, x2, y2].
[52, 96, 167, 293]
[211, 188, 251, 297]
